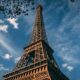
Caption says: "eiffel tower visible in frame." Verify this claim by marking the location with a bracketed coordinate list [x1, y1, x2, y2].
[3, 4, 69, 80]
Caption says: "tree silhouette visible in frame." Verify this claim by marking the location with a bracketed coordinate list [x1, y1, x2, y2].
[0, 0, 35, 18]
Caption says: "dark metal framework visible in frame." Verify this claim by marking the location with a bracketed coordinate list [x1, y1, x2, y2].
[3, 4, 69, 80]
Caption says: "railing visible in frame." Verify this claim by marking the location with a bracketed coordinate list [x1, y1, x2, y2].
[4, 59, 47, 78]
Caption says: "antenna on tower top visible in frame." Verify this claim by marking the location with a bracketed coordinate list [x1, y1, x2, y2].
[30, 0, 48, 44]
[37, 0, 42, 6]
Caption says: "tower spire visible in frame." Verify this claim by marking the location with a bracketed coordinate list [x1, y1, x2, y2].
[31, 4, 48, 44]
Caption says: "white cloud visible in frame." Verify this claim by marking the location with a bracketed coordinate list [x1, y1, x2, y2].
[43, 0, 80, 69]
[62, 63, 74, 72]
[62, 63, 68, 68]
[0, 64, 9, 71]
[0, 34, 22, 58]
[0, 64, 3, 67]
[24, 14, 34, 25]
[14, 56, 21, 63]
[0, 25, 8, 32]
[67, 66, 74, 71]
[58, 45, 80, 65]
[0, 19, 4, 23]
[3, 53, 12, 60]
[23, 14, 35, 35]
[7, 18, 19, 29]
[48, 12, 80, 66]
[0, 39, 14, 53]
[0, 35, 18, 58]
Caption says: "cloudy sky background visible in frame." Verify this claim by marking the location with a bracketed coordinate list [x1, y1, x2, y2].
[0, 0, 80, 80]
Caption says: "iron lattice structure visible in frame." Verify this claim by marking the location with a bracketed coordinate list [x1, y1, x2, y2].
[31, 5, 48, 44]
[3, 4, 69, 80]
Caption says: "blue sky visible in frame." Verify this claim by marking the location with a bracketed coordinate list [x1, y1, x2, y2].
[0, 0, 80, 80]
